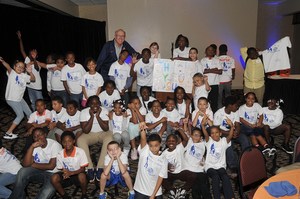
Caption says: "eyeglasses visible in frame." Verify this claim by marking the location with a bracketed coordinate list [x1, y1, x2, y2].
[15, 65, 25, 70]
[33, 133, 44, 139]
[108, 147, 119, 152]
[116, 35, 125, 38]
[192, 134, 202, 137]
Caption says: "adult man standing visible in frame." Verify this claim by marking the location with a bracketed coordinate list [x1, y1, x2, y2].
[96, 29, 141, 81]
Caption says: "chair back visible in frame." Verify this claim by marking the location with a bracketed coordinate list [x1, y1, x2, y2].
[293, 137, 300, 163]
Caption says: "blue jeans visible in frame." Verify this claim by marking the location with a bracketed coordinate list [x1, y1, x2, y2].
[6, 99, 32, 125]
[70, 92, 83, 108]
[27, 87, 43, 111]
[218, 82, 232, 109]
[0, 173, 16, 199]
[51, 90, 69, 108]
[222, 133, 250, 168]
[8, 167, 55, 199]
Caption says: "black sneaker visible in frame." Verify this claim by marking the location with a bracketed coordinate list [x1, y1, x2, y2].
[96, 168, 103, 181]
[229, 167, 238, 178]
[87, 168, 95, 182]
[81, 194, 89, 199]
[281, 143, 293, 154]
[268, 147, 277, 156]
[262, 145, 271, 155]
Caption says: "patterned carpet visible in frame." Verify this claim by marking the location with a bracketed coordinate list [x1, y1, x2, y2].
[1, 89, 299, 199]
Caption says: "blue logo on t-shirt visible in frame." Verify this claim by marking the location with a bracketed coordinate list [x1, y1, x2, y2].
[15, 75, 25, 88]
[210, 143, 221, 159]
[223, 62, 228, 72]
[66, 119, 71, 128]
[34, 153, 40, 163]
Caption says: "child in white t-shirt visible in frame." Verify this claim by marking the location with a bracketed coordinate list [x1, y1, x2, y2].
[127, 96, 147, 160]
[192, 97, 213, 130]
[202, 115, 235, 199]
[162, 98, 181, 135]
[192, 73, 211, 109]
[133, 122, 168, 198]
[99, 80, 121, 111]
[172, 34, 191, 60]
[51, 131, 89, 199]
[99, 141, 135, 199]
[162, 128, 196, 199]
[263, 97, 292, 154]
[108, 49, 132, 106]
[132, 48, 154, 97]
[56, 100, 82, 144]
[139, 86, 156, 113]
[149, 42, 161, 58]
[107, 99, 131, 156]
[189, 47, 203, 74]
[81, 57, 104, 107]
[145, 100, 168, 150]
[0, 139, 22, 199]
[61, 51, 86, 107]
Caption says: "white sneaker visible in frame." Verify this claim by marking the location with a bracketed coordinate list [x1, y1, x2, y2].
[123, 149, 130, 157]
[131, 148, 138, 160]
[3, 133, 18, 139]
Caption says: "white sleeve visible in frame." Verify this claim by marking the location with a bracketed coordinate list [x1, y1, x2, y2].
[120, 154, 128, 165]
[158, 157, 168, 179]
[47, 71, 51, 92]
[80, 74, 86, 87]
[28, 113, 35, 123]
[232, 58, 236, 69]
[104, 155, 110, 166]
[81, 65, 86, 76]
[59, 112, 67, 123]
[51, 142, 62, 159]
[213, 111, 222, 126]
[56, 152, 63, 169]
[257, 103, 263, 115]
[98, 74, 104, 87]
[192, 110, 197, 121]
[207, 110, 214, 121]
[79, 109, 88, 122]
[61, 67, 67, 81]
[217, 59, 222, 70]
[145, 113, 151, 123]
[108, 64, 115, 76]
[45, 110, 52, 121]
[100, 108, 109, 121]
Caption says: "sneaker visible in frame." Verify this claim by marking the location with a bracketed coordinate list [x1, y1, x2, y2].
[269, 147, 277, 156]
[178, 189, 187, 199]
[229, 167, 238, 178]
[81, 194, 89, 199]
[281, 143, 293, 154]
[3, 133, 18, 139]
[87, 168, 95, 182]
[175, 187, 182, 198]
[96, 168, 103, 181]
[128, 191, 136, 199]
[99, 192, 107, 199]
[262, 145, 271, 155]
[168, 190, 177, 199]
[131, 148, 138, 160]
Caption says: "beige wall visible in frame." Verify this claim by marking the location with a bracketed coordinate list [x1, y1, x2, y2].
[107, 0, 259, 89]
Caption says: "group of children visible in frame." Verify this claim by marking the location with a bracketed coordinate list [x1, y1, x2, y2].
[0, 32, 294, 199]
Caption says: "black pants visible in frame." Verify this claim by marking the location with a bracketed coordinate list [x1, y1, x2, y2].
[192, 172, 212, 199]
[134, 190, 163, 199]
[208, 85, 219, 113]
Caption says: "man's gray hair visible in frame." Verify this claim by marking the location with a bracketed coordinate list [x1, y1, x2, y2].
[115, 29, 126, 37]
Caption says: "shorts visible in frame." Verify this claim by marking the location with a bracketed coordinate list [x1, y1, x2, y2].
[179, 119, 192, 126]
[55, 128, 82, 136]
[241, 124, 263, 137]
[55, 171, 88, 188]
[270, 127, 278, 135]
[106, 170, 131, 187]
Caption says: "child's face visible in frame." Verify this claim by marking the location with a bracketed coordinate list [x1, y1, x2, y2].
[14, 62, 25, 74]
[205, 47, 214, 57]
[148, 140, 161, 155]
[113, 103, 123, 116]
[193, 76, 204, 87]
[89, 98, 101, 113]
[29, 50, 34, 60]
[166, 135, 177, 151]
[229, 103, 238, 112]
[105, 83, 115, 96]
[151, 101, 162, 114]
[268, 99, 277, 110]
[132, 99, 141, 110]
[245, 94, 255, 107]
[46, 55, 55, 64]
[141, 88, 150, 101]
[119, 51, 129, 62]
[210, 127, 221, 142]
[176, 89, 184, 101]
[248, 49, 258, 60]
[62, 135, 75, 150]
[56, 59, 66, 69]
[189, 49, 198, 61]
[35, 101, 46, 115]
[150, 45, 158, 54]
[66, 54, 75, 66]
[178, 37, 187, 47]
[87, 61, 97, 72]
[66, 104, 77, 116]
[107, 143, 119, 158]
[52, 100, 63, 112]
[142, 51, 151, 63]
[165, 100, 175, 112]
[197, 99, 208, 112]
[33, 130, 46, 146]
[191, 130, 203, 143]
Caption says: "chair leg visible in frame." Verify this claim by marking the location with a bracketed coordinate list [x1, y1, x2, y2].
[114, 184, 119, 196]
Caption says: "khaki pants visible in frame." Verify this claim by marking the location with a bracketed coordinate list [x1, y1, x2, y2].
[243, 84, 265, 106]
[276, 162, 300, 174]
[77, 130, 113, 169]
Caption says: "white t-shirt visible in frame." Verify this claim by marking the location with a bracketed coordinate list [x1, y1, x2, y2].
[145, 111, 167, 132]
[262, 107, 283, 129]
[184, 138, 205, 173]
[61, 63, 86, 94]
[108, 61, 131, 92]
[56, 147, 89, 171]
[238, 103, 263, 125]
[104, 153, 128, 175]
[199, 57, 222, 86]
[80, 72, 104, 100]
[99, 90, 121, 111]
[80, 107, 109, 132]
[25, 57, 42, 90]
[51, 108, 67, 123]
[28, 110, 52, 124]
[195, 60, 204, 74]
[219, 55, 235, 83]
[47, 64, 65, 91]
[32, 138, 62, 173]
[139, 96, 156, 113]
[151, 53, 161, 59]
[214, 107, 239, 131]
[5, 70, 30, 102]
[134, 144, 168, 196]
[59, 110, 81, 128]
[192, 109, 213, 129]
[111, 111, 130, 134]
[162, 143, 185, 174]
[193, 85, 211, 109]
[177, 100, 192, 119]
[134, 59, 154, 87]
[173, 47, 191, 58]
[161, 108, 181, 123]
[205, 137, 230, 171]
[0, 147, 22, 175]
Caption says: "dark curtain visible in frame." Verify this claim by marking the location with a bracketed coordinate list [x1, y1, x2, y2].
[0, 4, 106, 104]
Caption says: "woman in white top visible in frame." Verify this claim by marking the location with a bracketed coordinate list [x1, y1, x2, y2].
[172, 34, 191, 60]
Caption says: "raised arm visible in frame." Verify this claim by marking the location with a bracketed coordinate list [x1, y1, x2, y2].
[203, 76, 211, 91]
[178, 127, 188, 147]
[139, 122, 147, 149]
[16, 31, 27, 59]
[96, 108, 109, 131]
[225, 117, 234, 143]
[0, 57, 12, 74]
[201, 115, 210, 142]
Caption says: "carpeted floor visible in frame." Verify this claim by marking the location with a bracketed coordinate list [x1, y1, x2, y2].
[1, 89, 299, 199]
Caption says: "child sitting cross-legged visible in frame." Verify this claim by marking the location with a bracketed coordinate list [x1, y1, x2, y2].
[99, 141, 135, 199]
[51, 131, 89, 199]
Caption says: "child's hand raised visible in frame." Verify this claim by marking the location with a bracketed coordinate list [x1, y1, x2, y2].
[225, 116, 233, 127]
[131, 53, 139, 64]
[138, 122, 147, 131]
[183, 117, 189, 124]
[122, 111, 131, 118]
[16, 31, 22, 40]
[201, 115, 208, 126]
[107, 110, 113, 120]
[203, 75, 208, 82]
[116, 147, 122, 158]
[197, 110, 205, 117]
